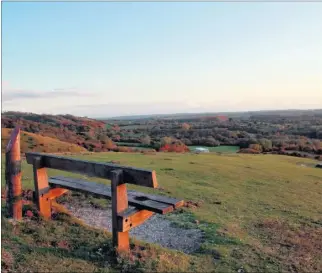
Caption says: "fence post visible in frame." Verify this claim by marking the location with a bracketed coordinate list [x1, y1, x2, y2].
[5, 127, 22, 220]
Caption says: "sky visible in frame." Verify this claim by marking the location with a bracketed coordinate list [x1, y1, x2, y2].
[2, 2, 322, 118]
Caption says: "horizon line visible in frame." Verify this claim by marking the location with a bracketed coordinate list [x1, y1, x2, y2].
[3, 107, 322, 120]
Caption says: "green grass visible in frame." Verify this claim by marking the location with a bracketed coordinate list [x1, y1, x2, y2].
[116, 142, 153, 151]
[188, 145, 240, 153]
[2, 152, 322, 272]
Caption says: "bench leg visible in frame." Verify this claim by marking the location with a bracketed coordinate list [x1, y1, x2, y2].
[111, 170, 130, 254]
[32, 157, 51, 219]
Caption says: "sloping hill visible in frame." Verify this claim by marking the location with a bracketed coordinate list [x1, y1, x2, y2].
[1, 128, 87, 153]
[1, 152, 322, 272]
[1, 112, 112, 152]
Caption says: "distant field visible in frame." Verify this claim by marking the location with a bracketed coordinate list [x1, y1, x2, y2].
[116, 142, 152, 150]
[188, 145, 240, 153]
[116, 142, 142, 146]
[2, 152, 322, 272]
[115, 143, 240, 153]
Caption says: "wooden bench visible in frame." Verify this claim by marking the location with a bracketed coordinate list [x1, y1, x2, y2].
[25, 152, 184, 253]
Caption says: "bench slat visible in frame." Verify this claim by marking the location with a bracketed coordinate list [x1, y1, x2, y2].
[127, 190, 184, 209]
[26, 152, 158, 188]
[50, 176, 182, 209]
[48, 176, 180, 214]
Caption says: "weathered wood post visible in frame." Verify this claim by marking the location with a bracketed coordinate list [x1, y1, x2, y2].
[5, 127, 22, 220]
[32, 156, 52, 219]
[111, 169, 130, 254]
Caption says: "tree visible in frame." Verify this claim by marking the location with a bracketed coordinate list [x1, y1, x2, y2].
[181, 123, 191, 130]
[101, 136, 116, 150]
[312, 140, 321, 152]
[160, 140, 190, 153]
[161, 136, 172, 146]
[258, 138, 272, 151]
[140, 135, 151, 145]
[113, 124, 120, 132]
[112, 135, 121, 142]
[204, 137, 220, 147]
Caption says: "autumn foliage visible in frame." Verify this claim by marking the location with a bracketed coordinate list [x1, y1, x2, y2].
[2, 112, 113, 152]
[159, 140, 190, 153]
[248, 144, 263, 152]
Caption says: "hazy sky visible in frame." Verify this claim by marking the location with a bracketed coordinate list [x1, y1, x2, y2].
[2, 2, 322, 117]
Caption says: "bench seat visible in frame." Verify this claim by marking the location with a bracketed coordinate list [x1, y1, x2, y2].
[49, 176, 184, 214]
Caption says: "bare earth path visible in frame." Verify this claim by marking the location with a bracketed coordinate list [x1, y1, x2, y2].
[63, 203, 204, 254]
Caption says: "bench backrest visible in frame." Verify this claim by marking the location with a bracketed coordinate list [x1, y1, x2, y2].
[25, 152, 158, 188]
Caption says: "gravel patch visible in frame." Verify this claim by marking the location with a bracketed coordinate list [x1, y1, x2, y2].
[64, 203, 203, 254]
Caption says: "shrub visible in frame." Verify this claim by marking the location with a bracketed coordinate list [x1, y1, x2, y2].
[140, 135, 151, 145]
[102, 138, 116, 150]
[238, 148, 261, 154]
[315, 155, 322, 161]
[160, 141, 190, 153]
[249, 144, 263, 152]
[141, 149, 157, 155]
[114, 146, 134, 153]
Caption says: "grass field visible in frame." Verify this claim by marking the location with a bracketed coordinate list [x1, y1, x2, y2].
[188, 145, 240, 153]
[116, 142, 153, 151]
[2, 152, 322, 272]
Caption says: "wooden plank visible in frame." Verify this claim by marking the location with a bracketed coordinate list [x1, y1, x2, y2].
[33, 157, 51, 219]
[48, 188, 69, 200]
[26, 152, 158, 188]
[127, 190, 184, 209]
[48, 176, 174, 214]
[117, 208, 154, 232]
[50, 176, 183, 208]
[111, 170, 129, 253]
[49, 176, 111, 195]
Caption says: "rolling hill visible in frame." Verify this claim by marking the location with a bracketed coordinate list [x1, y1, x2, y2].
[1, 112, 109, 152]
[1, 128, 87, 153]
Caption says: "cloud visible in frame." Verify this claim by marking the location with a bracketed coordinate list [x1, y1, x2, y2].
[59, 101, 220, 117]
[2, 88, 92, 102]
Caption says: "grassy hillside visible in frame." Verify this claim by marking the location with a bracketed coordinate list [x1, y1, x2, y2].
[2, 153, 322, 272]
[1, 112, 110, 152]
[1, 128, 87, 153]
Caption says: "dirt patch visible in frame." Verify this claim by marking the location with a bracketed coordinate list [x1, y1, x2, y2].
[62, 203, 204, 254]
[184, 200, 204, 209]
[255, 218, 322, 272]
